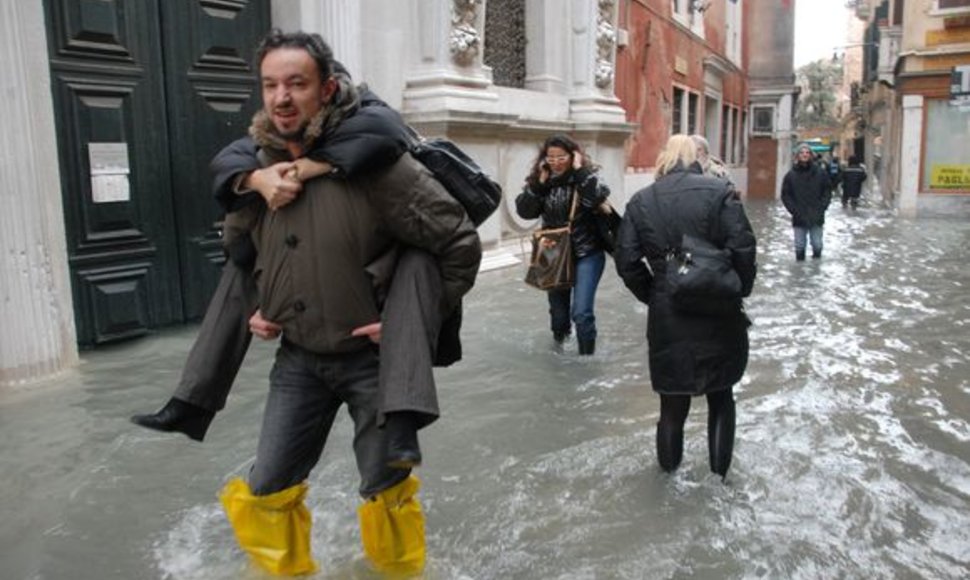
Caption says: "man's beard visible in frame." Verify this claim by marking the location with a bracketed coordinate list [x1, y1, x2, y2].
[277, 124, 307, 142]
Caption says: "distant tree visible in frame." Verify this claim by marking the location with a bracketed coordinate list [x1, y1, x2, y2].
[795, 58, 843, 129]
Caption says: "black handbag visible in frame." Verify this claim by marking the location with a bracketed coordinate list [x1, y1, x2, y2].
[595, 201, 622, 254]
[664, 234, 742, 316]
[408, 134, 502, 226]
[525, 191, 579, 291]
[651, 191, 742, 316]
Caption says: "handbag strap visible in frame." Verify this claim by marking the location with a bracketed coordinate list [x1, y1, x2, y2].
[566, 187, 579, 231]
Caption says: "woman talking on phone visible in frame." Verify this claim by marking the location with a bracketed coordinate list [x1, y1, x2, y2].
[515, 134, 612, 355]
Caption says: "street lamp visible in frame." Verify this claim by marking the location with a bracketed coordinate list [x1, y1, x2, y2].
[832, 42, 879, 62]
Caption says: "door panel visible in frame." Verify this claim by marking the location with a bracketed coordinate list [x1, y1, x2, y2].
[44, 0, 269, 346]
[159, 0, 268, 319]
[46, 0, 181, 345]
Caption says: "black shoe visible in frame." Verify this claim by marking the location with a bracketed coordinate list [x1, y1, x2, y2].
[385, 412, 422, 469]
[578, 339, 595, 356]
[130, 398, 214, 442]
[812, 250, 822, 259]
[553, 329, 570, 343]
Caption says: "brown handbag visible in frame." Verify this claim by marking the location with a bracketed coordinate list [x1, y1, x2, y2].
[524, 190, 580, 291]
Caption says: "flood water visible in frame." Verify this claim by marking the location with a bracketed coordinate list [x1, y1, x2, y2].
[2, 200, 970, 579]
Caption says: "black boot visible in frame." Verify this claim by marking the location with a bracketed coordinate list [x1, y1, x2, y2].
[795, 250, 806, 261]
[553, 329, 570, 344]
[385, 411, 422, 469]
[130, 398, 214, 442]
[708, 398, 736, 479]
[812, 249, 822, 259]
[578, 339, 595, 356]
[656, 422, 684, 473]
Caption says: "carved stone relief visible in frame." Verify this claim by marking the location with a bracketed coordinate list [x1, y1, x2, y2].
[595, 0, 617, 88]
[450, 0, 482, 65]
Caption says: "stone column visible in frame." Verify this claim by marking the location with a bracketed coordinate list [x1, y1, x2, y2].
[775, 92, 797, 196]
[898, 94, 923, 218]
[0, 1, 78, 385]
[401, 0, 499, 116]
[271, 0, 363, 78]
[567, 0, 627, 123]
[524, 0, 568, 93]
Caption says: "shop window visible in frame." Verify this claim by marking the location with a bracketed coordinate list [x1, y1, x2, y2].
[922, 99, 970, 192]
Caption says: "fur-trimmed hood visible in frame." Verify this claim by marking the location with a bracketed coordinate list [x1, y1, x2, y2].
[248, 72, 361, 157]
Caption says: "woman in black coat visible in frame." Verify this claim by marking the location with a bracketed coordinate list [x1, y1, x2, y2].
[516, 134, 612, 355]
[615, 135, 757, 478]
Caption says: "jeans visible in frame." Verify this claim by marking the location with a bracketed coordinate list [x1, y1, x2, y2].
[793, 225, 823, 257]
[548, 250, 606, 343]
[247, 342, 409, 498]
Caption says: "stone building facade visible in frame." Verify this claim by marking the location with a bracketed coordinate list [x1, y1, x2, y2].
[616, 0, 753, 195]
[746, 0, 799, 200]
[2, 0, 634, 384]
[854, 0, 970, 217]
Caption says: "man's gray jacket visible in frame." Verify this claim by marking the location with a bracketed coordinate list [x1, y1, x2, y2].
[250, 151, 481, 354]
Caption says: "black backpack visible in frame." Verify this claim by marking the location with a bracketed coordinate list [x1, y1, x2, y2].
[408, 134, 502, 226]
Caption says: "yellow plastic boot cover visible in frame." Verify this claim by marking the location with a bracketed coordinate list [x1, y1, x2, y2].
[358, 474, 426, 576]
[219, 478, 319, 576]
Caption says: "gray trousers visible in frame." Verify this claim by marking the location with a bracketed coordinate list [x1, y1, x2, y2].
[174, 259, 255, 411]
[248, 343, 409, 497]
[173, 248, 442, 425]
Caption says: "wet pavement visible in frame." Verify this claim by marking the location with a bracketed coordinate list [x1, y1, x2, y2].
[2, 199, 970, 579]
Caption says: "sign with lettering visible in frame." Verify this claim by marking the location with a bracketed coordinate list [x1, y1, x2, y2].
[930, 164, 970, 190]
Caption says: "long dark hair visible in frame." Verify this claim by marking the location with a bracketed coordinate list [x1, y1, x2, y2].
[525, 134, 597, 188]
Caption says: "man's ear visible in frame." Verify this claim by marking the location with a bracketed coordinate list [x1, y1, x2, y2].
[321, 77, 338, 104]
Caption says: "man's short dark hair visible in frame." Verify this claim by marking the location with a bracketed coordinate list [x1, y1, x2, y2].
[254, 29, 334, 80]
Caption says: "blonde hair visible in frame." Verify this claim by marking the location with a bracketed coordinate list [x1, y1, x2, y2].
[655, 134, 698, 177]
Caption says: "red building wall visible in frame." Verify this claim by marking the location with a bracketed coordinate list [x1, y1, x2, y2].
[615, 0, 749, 170]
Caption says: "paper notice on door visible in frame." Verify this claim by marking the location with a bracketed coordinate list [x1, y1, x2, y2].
[89, 142, 131, 203]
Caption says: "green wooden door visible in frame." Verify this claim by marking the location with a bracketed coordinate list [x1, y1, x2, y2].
[44, 0, 268, 347]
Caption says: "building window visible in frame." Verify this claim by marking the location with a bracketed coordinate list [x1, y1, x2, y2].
[721, 105, 731, 161]
[484, 0, 527, 88]
[751, 105, 774, 134]
[688, 92, 699, 135]
[672, 86, 700, 135]
[671, 0, 704, 36]
[671, 0, 689, 18]
[922, 99, 970, 192]
[938, 0, 970, 10]
[738, 111, 748, 163]
[673, 87, 685, 134]
[704, 95, 720, 156]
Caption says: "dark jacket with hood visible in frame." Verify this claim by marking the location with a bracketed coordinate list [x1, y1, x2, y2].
[615, 163, 757, 396]
[781, 161, 832, 227]
[514, 167, 611, 258]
